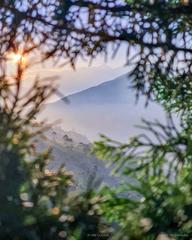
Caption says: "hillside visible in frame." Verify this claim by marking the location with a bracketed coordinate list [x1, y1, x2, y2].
[38, 127, 119, 190]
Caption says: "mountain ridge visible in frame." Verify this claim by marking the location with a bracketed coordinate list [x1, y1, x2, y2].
[49, 73, 132, 105]
[41, 73, 165, 141]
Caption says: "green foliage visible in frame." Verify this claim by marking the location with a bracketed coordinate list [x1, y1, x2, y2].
[0, 110, 110, 239]
[97, 165, 192, 239]
[93, 117, 192, 239]
[2, 0, 192, 239]
[0, 35, 109, 239]
[94, 117, 192, 176]
[152, 73, 192, 115]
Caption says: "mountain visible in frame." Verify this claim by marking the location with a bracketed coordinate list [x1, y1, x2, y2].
[35, 65, 129, 103]
[46, 126, 90, 145]
[57, 74, 131, 105]
[40, 74, 166, 141]
[38, 127, 119, 190]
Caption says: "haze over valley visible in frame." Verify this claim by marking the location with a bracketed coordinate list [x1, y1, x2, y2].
[40, 72, 166, 142]
[37, 70, 169, 189]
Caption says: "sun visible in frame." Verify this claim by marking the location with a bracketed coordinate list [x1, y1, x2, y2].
[7, 52, 27, 65]
[11, 53, 23, 63]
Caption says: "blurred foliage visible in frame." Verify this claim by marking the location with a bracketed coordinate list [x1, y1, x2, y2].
[93, 117, 192, 239]
[1, 0, 192, 94]
[0, 18, 110, 238]
[97, 164, 192, 239]
[0, 63, 110, 239]
[1, 0, 192, 239]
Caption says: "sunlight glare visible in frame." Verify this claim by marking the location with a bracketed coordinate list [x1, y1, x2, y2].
[8, 52, 27, 65]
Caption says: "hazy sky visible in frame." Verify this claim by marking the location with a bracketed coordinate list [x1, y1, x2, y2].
[21, 45, 129, 102]
[7, 43, 130, 103]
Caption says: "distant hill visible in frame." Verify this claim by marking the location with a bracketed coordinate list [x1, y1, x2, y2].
[46, 126, 90, 145]
[43, 65, 129, 103]
[57, 74, 132, 105]
[38, 127, 119, 190]
[40, 74, 165, 141]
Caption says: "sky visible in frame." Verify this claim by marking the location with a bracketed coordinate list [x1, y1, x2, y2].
[15, 44, 129, 102]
